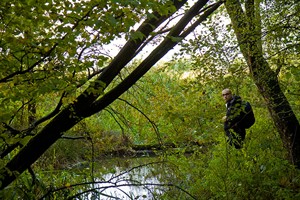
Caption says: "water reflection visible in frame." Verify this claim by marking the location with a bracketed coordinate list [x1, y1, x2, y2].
[91, 166, 163, 199]
[84, 158, 165, 199]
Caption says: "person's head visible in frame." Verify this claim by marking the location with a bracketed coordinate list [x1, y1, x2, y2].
[222, 88, 233, 102]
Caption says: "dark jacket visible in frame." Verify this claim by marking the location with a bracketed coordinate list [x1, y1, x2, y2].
[224, 95, 246, 131]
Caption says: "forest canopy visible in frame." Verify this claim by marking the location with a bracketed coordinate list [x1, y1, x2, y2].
[0, 0, 299, 199]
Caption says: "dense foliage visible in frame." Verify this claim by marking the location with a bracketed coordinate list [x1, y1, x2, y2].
[2, 60, 300, 199]
[0, 0, 299, 199]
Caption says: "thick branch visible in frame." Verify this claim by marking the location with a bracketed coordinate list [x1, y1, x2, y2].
[0, 0, 188, 189]
[89, 0, 222, 115]
[74, 0, 189, 110]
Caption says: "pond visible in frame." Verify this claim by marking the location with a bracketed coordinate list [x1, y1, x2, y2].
[86, 163, 163, 199]
[37, 150, 198, 200]
[45, 156, 170, 199]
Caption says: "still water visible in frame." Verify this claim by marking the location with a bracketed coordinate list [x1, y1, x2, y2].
[74, 157, 166, 199]
[89, 165, 163, 199]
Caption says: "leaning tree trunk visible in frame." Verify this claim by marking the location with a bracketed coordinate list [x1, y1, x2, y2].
[225, 0, 300, 167]
[0, 0, 188, 190]
[0, 0, 224, 190]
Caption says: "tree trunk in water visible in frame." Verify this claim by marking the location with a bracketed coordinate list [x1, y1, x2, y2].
[225, 0, 300, 167]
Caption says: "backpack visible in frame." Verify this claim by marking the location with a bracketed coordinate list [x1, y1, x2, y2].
[241, 101, 255, 129]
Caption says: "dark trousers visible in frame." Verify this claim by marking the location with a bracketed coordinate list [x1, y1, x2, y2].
[225, 126, 246, 149]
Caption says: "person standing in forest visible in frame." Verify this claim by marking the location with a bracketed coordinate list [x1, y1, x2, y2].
[222, 88, 246, 149]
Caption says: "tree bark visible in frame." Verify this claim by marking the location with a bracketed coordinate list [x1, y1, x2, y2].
[225, 0, 300, 167]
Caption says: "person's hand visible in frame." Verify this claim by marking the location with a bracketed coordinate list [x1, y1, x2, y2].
[222, 116, 227, 122]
